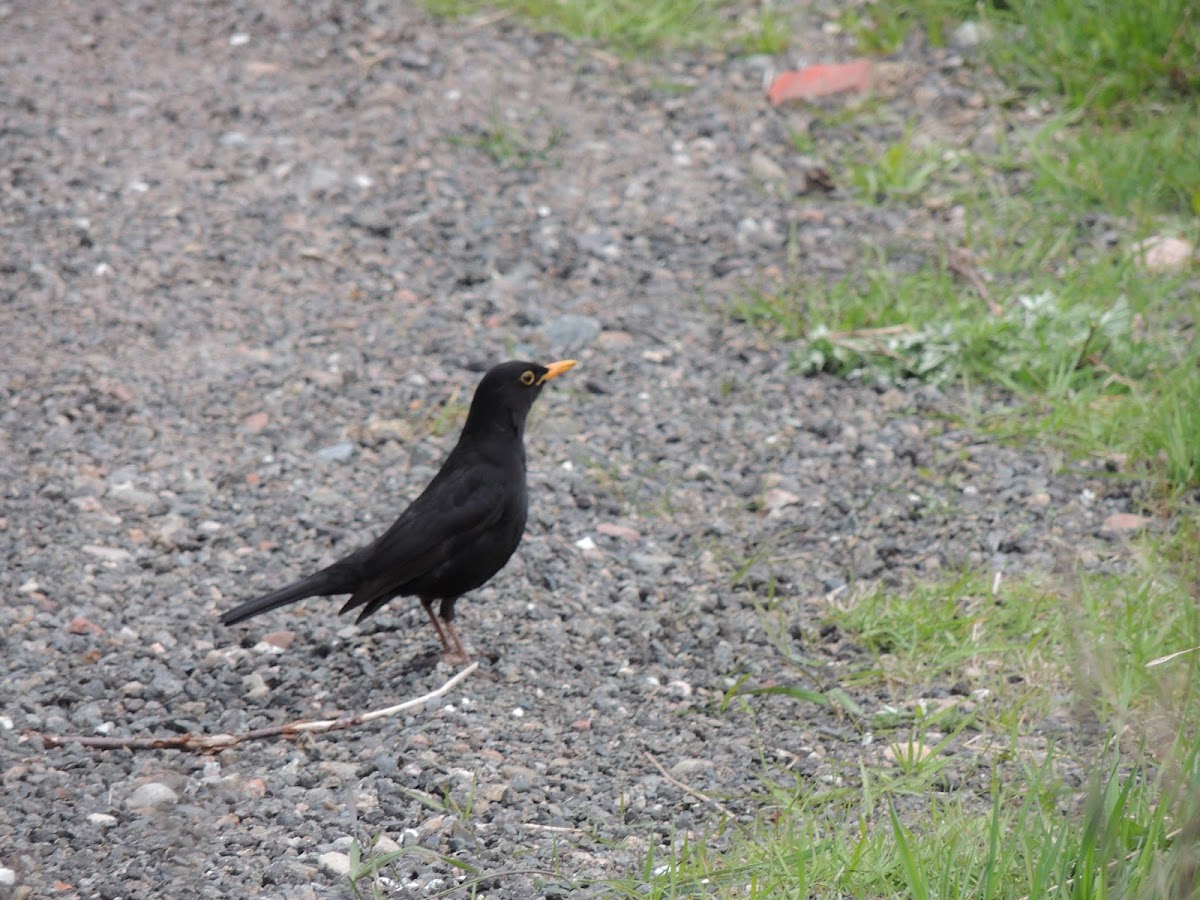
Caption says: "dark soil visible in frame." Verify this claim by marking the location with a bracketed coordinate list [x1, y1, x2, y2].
[1, 3, 1134, 897]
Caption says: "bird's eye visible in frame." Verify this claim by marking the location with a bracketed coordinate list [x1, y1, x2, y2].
[520, 370, 536, 386]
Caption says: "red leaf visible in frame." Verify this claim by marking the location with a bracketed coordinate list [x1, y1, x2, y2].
[767, 60, 872, 105]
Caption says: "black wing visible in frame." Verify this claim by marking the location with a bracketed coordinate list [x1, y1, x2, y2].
[338, 457, 510, 617]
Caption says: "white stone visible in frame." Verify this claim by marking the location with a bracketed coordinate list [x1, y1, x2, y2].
[82, 544, 133, 563]
[1134, 236, 1193, 272]
[318, 851, 351, 877]
[126, 782, 178, 809]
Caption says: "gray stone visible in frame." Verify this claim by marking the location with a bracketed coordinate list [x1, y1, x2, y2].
[315, 441, 354, 462]
[126, 782, 179, 809]
[318, 851, 351, 877]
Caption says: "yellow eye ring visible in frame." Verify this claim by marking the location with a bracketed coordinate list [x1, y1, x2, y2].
[520, 370, 536, 386]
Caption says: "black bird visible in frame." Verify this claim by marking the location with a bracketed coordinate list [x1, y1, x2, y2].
[220, 359, 577, 663]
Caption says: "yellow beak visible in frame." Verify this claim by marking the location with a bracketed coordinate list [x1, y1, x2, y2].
[538, 359, 577, 384]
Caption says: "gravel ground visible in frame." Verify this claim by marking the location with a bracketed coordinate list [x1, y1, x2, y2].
[1, 3, 1139, 897]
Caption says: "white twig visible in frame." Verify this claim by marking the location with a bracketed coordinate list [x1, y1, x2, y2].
[39, 662, 479, 752]
[644, 751, 737, 820]
[1146, 646, 1200, 668]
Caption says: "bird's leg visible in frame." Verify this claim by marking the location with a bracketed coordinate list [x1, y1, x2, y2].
[436, 597, 470, 664]
[420, 598, 452, 654]
[440, 617, 470, 664]
[421, 598, 468, 664]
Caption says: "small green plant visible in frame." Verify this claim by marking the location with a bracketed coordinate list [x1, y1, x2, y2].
[788, 128, 815, 154]
[348, 837, 476, 899]
[737, 5, 790, 55]
[838, 4, 913, 55]
[840, 0, 976, 53]
[447, 110, 565, 168]
[847, 128, 945, 203]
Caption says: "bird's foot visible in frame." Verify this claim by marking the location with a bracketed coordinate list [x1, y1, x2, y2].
[440, 618, 470, 665]
[423, 601, 470, 665]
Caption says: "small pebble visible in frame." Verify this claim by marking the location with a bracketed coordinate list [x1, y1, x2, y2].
[126, 782, 179, 809]
[81, 545, 132, 564]
[375, 834, 401, 853]
[315, 441, 354, 462]
[241, 672, 270, 699]
[318, 851, 351, 877]
[667, 680, 693, 698]
[1103, 513, 1144, 532]
[951, 20, 988, 49]
[669, 758, 713, 777]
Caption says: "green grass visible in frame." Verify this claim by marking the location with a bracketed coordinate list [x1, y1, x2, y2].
[421, 0, 788, 54]
[736, 243, 1199, 487]
[839, 0, 969, 53]
[609, 729, 1200, 897]
[989, 0, 1200, 112]
[734, 0, 1200, 493]
[845, 0, 1200, 112]
[606, 518, 1200, 897]
[840, 0, 1200, 216]
[1031, 110, 1200, 219]
[609, 743, 1200, 898]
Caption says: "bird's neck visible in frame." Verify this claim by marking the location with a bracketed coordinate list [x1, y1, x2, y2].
[455, 426, 526, 476]
[462, 409, 524, 444]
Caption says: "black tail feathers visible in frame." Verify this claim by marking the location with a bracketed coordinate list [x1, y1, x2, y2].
[219, 568, 351, 626]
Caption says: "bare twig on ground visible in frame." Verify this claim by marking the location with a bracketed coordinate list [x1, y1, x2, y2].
[947, 247, 1003, 316]
[826, 324, 914, 339]
[822, 324, 914, 361]
[645, 751, 738, 820]
[1147, 646, 1200, 668]
[519, 823, 585, 834]
[38, 662, 479, 753]
[1086, 354, 1141, 390]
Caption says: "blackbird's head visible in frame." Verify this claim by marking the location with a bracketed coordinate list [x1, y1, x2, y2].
[463, 359, 576, 437]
